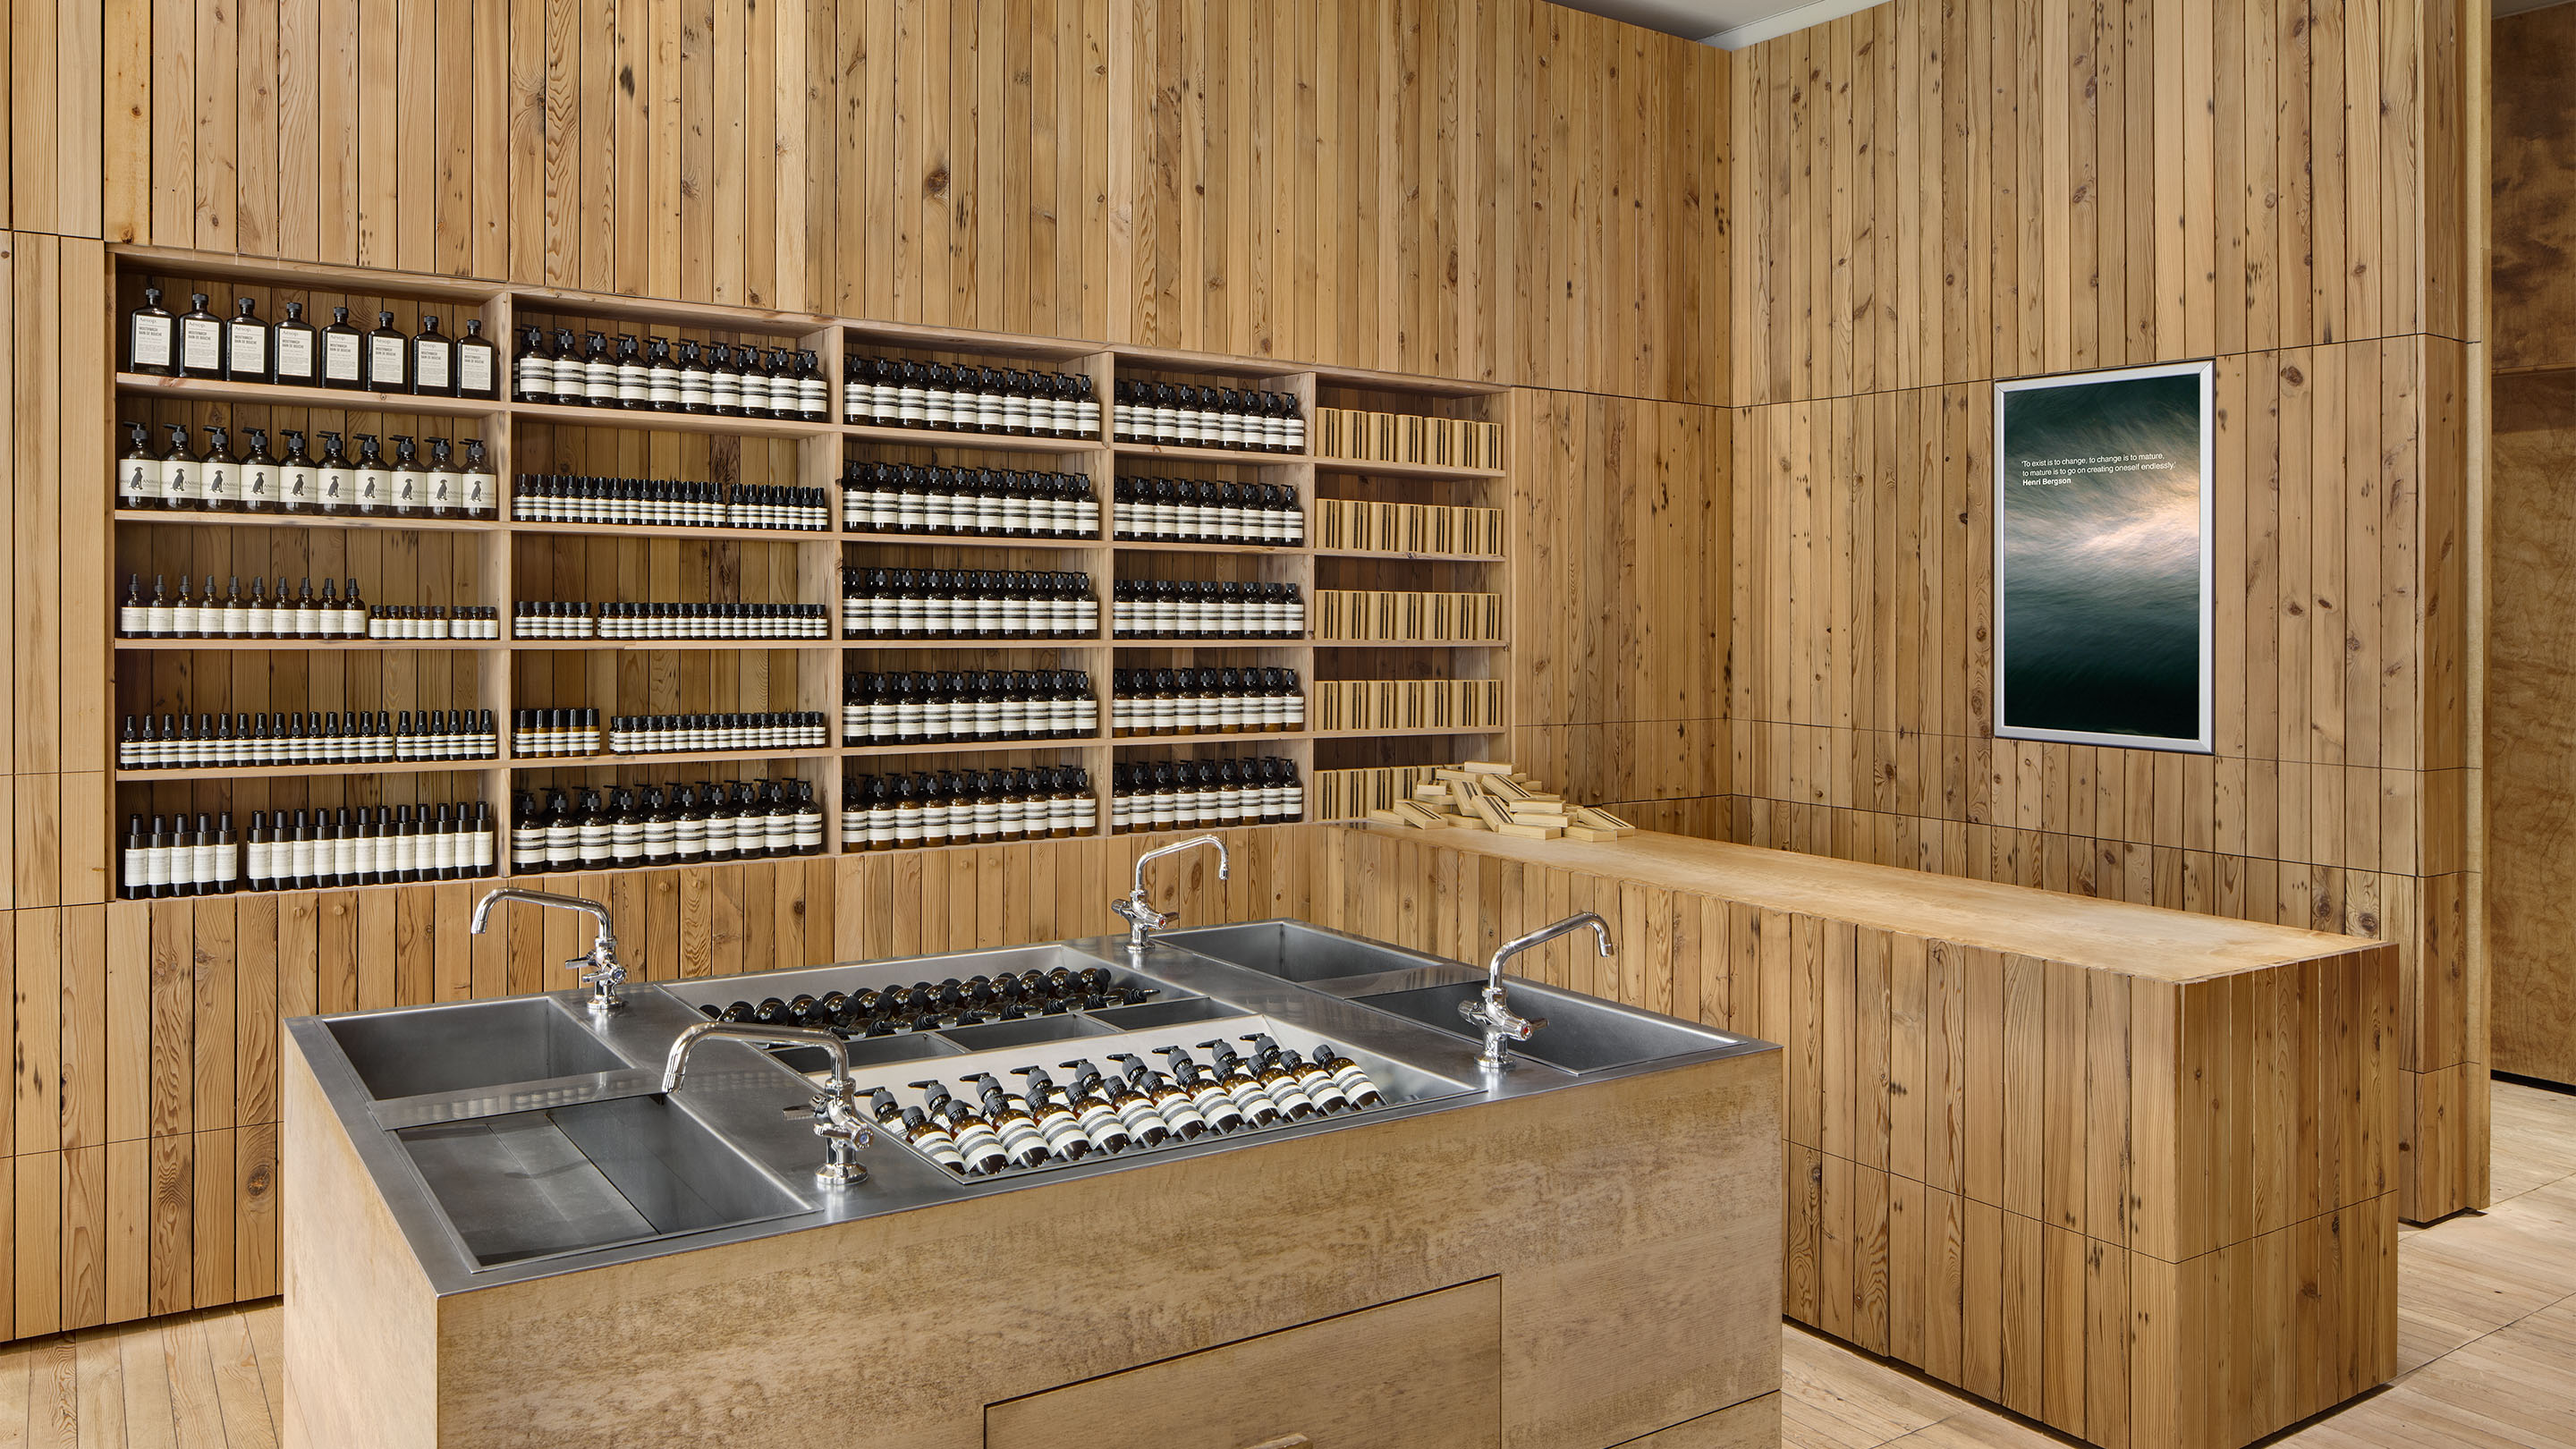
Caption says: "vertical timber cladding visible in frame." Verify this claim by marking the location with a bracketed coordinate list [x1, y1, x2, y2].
[1723, 0, 2483, 1223]
[10, 0, 1735, 1337]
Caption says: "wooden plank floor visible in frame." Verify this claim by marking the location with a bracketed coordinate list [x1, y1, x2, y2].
[4, 1080, 2574, 1449]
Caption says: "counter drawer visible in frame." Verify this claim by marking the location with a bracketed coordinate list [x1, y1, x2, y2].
[984, 1278, 1502, 1449]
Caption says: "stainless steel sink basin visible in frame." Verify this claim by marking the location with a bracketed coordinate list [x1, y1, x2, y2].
[326, 996, 626, 1101]
[1159, 919, 1466, 991]
[394, 1093, 806, 1269]
[1352, 980, 1741, 1074]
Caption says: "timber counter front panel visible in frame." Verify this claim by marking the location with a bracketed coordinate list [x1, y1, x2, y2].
[1311, 826, 2399, 1449]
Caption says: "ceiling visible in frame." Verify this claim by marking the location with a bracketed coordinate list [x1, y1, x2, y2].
[1548, 0, 1875, 47]
[1571, 0, 2576, 45]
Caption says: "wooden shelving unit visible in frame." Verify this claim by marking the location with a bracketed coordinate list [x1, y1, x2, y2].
[104, 246, 1512, 883]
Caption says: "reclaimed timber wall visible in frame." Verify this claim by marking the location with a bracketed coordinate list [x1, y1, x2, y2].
[2486, 1, 2576, 1088]
[1720, 0, 2487, 1223]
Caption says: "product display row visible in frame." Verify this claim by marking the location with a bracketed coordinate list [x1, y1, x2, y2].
[1111, 477, 1307, 545]
[513, 328, 831, 420]
[841, 671, 1099, 745]
[876, 1038, 1382, 1177]
[1110, 758, 1305, 832]
[839, 767, 1100, 849]
[509, 709, 833, 758]
[841, 358, 1099, 436]
[118, 801, 503, 900]
[511, 474, 833, 531]
[126, 290, 503, 399]
[368, 606, 504, 640]
[838, 462, 1101, 538]
[513, 601, 835, 640]
[701, 963, 1147, 1033]
[1108, 381, 1306, 453]
[1108, 580, 1307, 639]
[509, 780, 827, 869]
[1109, 668, 1306, 735]
[839, 569, 1101, 639]
[120, 575, 360, 639]
[120, 426, 498, 519]
[117, 710, 499, 769]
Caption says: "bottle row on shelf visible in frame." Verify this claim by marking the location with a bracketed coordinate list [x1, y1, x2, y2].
[510, 780, 828, 871]
[1108, 580, 1308, 639]
[118, 710, 500, 770]
[513, 601, 835, 641]
[841, 671, 1099, 746]
[1111, 478, 1307, 546]
[119, 426, 499, 519]
[838, 463, 1100, 538]
[512, 474, 833, 531]
[705, 964, 1145, 1033]
[840, 767, 1101, 848]
[841, 358, 1100, 436]
[1108, 758, 1306, 832]
[1109, 668, 1306, 735]
[840, 569, 1102, 639]
[118, 801, 503, 899]
[875, 1039, 1379, 1178]
[510, 709, 834, 758]
[513, 328, 832, 420]
[118, 574, 506, 641]
[1107, 381, 1306, 453]
[127, 290, 503, 398]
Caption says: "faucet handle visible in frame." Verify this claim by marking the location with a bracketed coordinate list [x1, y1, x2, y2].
[811, 1088, 871, 1186]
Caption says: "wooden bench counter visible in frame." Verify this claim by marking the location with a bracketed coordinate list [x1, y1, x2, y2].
[1311, 825, 2400, 1449]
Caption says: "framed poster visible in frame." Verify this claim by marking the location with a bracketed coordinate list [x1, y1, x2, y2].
[1993, 360, 2216, 753]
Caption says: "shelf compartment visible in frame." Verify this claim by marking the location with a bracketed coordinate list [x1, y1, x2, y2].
[115, 372, 507, 419]
[838, 530, 1104, 548]
[508, 399, 840, 440]
[506, 639, 836, 652]
[510, 520, 834, 543]
[1111, 442, 1309, 467]
[115, 758, 501, 782]
[114, 509, 499, 534]
[1309, 457, 1505, 480]
[844, 734, 1106, 758]
[843, 421, 1099, 453]
[114, 638, 498, 651]
[510, 747, 840, 769]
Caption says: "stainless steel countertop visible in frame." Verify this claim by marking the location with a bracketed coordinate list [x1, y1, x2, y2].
[285, 921, 1776, 1297]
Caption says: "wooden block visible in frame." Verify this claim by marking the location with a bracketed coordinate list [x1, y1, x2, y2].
[1459, 760, 1515, 775]
[1490, 822, 1563, 841]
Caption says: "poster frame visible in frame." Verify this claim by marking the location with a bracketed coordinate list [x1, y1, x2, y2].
[1991, 359, 2217, 755]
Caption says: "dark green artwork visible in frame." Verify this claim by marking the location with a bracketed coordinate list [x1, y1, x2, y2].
[1996, 368, 2210, 750]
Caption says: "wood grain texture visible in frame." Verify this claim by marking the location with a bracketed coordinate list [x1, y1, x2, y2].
[1719, 0, 2484, 1221]
[984, 1279, 1503, 1449]
[1318, 824, 2399, 1449]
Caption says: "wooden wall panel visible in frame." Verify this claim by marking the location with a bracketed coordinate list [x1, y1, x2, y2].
[1109, 0, 1727, 402]
[2486, 4, 2576, 1088]
[1719, 1, 2485, 1222]
[1508, 387, 1733, 811]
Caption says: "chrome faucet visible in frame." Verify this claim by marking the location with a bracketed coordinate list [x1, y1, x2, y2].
[1465, 912, 1614, 1072]
[662, 1022, 870, 1187]
[469, 887, 629, 1013]
[1110, 834, 1231, 952]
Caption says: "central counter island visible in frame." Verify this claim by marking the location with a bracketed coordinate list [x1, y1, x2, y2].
[284, 919, 1785, 1449]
